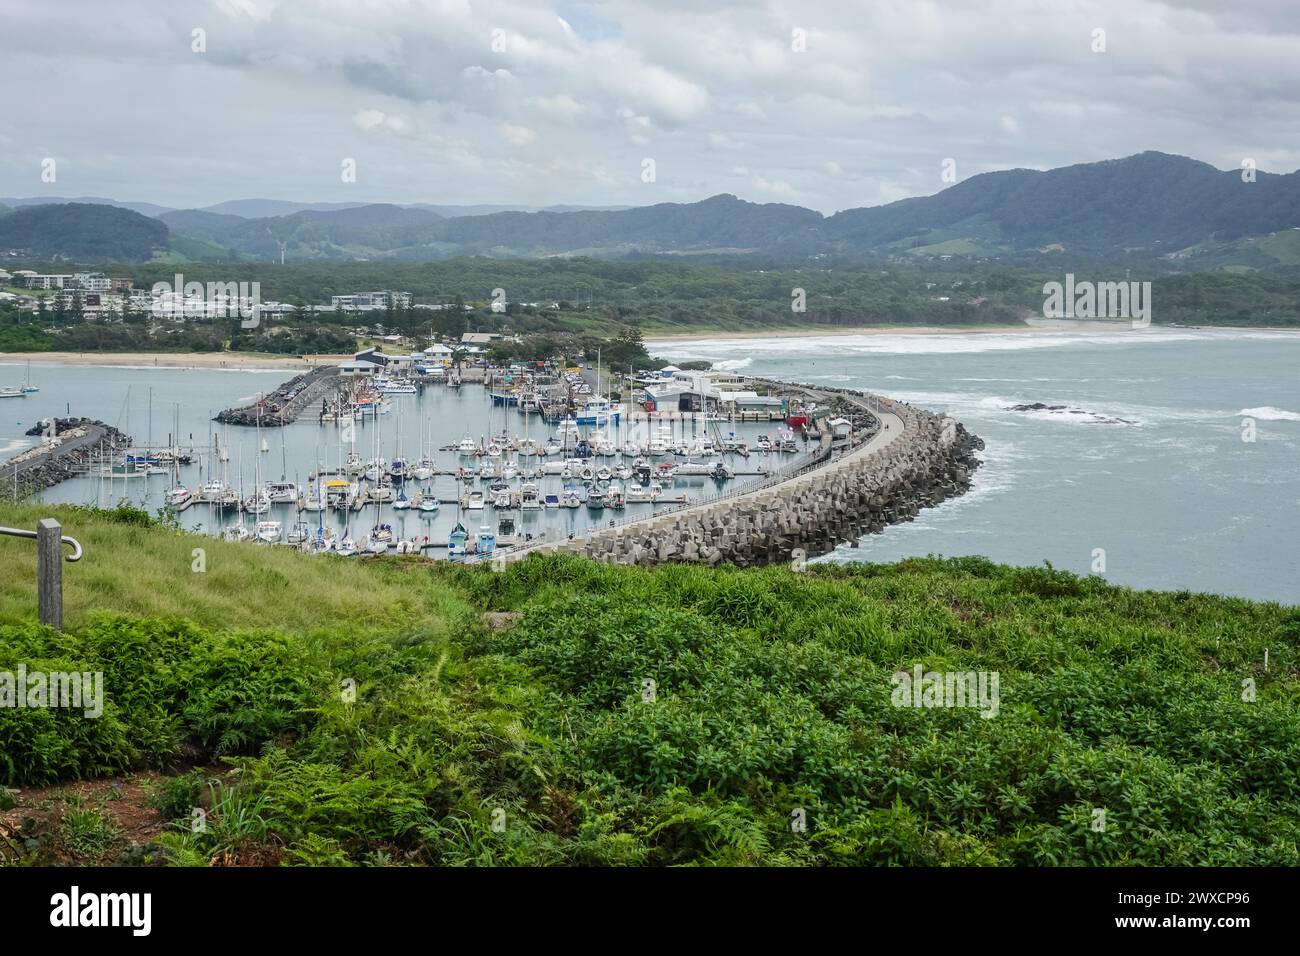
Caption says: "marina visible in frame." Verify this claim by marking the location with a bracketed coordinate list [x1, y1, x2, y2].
[3, 361, 819, 559]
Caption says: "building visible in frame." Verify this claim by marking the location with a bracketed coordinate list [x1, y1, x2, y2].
[643, 372, 722, 413]
[423, 343, 455, 359]
[338, 347, 391, 377]
[330, 290, 413, 312]
[460, 332, 500, 346]
[73, 272, 112, 292]
[828, 417, 854, 441]
[22, 274, 74, 290]
[716, 389, 787, 414]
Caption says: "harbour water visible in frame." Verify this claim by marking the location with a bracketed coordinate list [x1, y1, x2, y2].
[651, 325, 1300, 604]
[0, 362, 797, 553]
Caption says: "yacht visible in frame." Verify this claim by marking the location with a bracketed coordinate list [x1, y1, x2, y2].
[520, 483, 541, 510]
[419, 488, 439, 513]
[255, 520, 282, 544]
[457, 435, 477, 456]
[164, 485, 192, 508]
[392, 488, 411, 510]
[543, 492, 560, 508]
[265, 480, 297, 504]
[387, 457, 410, 481]
[492, 487, 513, 509]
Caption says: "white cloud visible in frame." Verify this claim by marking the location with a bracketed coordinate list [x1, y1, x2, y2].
[499, 123, 537, 146]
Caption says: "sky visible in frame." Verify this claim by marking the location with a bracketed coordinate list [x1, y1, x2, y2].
[2, 0, 1297, 214]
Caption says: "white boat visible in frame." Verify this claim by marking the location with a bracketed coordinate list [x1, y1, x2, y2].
[255, 520, 282, 543]
[626, 483, 649, 502]
[520, 483, 541, 510]
[586, 486, 605, 510]
[366, 523, 393, 553]
[336, 536, 359, 557]
[448, 522, 468, 557]
[265, 480, 297, 504]
[344, 452, 365, 474]
[287, 522, 310, 546]
[375, 378, 417, 394]
[457, 435, 477, 456]
[560, 485, 581, 508]
[467, 491, 485, 510]
[413, 457, 435, 481]
[477, 526, 497, 556]
[2, 384, 31, 398]
[606, 480, 625, 509]
[480, 461, 497, 480]
[419, 489, 440, 513]
[243, 494, 271, 515]
[199, 479, 228, 503]
[165, 485, 192, 507]
[300, 485, 326, 512]
[492, 488, 512, 509]
[392, 489, 411, 510]
[543, 492, 560, 508]
[223, 522, 251, 543]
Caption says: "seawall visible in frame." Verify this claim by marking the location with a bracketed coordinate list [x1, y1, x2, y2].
[514, 384, 984, 568]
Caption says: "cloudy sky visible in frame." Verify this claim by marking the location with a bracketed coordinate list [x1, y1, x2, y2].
[2, 0, 1296, 213]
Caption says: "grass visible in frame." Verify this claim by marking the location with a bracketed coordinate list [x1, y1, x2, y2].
[0, 505, 1297, 866]
[0, 502, 475, 636]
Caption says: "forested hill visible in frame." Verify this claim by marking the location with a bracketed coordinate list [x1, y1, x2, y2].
[0, 203, 168, 262]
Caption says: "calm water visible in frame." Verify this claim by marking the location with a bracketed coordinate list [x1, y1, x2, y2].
[0, 362, 787, 549]
[650, 326, 1300, 604]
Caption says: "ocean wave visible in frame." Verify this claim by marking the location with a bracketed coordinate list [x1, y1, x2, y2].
[1238, 406, 1300, 422]
[711, 357, 753, 371]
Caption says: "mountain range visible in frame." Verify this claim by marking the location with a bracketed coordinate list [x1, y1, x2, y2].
[4, 152, 1300, 267]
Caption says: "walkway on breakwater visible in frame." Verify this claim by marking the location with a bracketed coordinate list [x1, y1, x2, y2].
[215, 366, 341, 427]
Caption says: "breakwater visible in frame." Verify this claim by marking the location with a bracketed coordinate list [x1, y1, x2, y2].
[519, 385, 984, 568]
[215, 366, 341, 427]
[1, 419, 133, 500]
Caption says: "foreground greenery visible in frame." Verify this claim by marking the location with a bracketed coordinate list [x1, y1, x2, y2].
[0, 504, 1296, 866]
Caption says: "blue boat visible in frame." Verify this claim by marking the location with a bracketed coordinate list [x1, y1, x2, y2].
[448, 522, 468, 558]
[477, 525, 497, 556]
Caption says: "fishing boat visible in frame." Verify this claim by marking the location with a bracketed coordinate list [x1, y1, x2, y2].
[255, 520, 282, 544]
[606, 480, 626, 509]
[448, 522, 468, 557]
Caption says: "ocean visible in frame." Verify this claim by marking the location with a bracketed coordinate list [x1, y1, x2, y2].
[649, 325, 1300, 604]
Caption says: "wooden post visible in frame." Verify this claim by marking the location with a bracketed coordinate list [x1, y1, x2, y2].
[36, 518, 63, 630]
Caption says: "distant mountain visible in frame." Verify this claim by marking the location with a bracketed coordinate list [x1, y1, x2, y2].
[822, 152, 1300, 257]
[0, 203, 168, 261]
[8, 153, 1300, 265]
[408, 203, 634, 217]
[196, 199, 375, 218]
[0, 195, 176, 217]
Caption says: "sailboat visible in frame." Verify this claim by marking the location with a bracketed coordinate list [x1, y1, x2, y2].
[419, 486, 439, 513]
[21, 361, 38, 394]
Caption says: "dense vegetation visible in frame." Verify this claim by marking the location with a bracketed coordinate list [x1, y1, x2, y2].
[0, 203, 168, 262]
[0, 504, 1295, 866]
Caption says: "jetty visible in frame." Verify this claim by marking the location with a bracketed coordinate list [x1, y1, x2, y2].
[215, 366, 342, 427]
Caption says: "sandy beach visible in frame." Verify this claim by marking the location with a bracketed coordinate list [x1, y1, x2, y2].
[645, 322, 1044, 343]
[0, 352, 350, 371]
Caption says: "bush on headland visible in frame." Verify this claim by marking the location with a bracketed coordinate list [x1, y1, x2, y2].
[0, 507, 1296, 866]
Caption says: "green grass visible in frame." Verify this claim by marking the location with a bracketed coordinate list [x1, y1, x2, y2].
[1, 506, 1297, 866]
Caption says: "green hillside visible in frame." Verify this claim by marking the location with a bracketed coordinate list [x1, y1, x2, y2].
[0, 503, 1296, 866]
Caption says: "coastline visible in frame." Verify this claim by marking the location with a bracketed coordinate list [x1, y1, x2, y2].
[0, 352, 345, 371]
